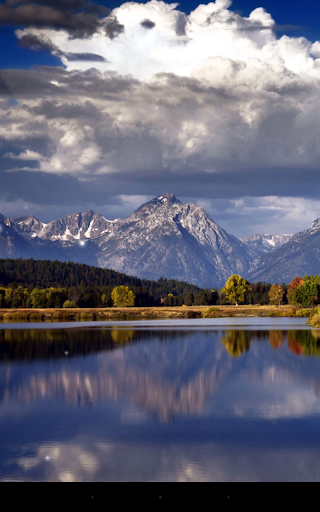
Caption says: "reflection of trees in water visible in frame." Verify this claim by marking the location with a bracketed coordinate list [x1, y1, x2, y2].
[0, 328, 192, 361]
[287, 330, 320, 357]
[269, 331, 285, 349]
[6, 327, 318, 361]
[220, 329, 320, 357]
[221, 331, 252, 357]
[110, 329, 135, 344]
[0, 328, 115, 360]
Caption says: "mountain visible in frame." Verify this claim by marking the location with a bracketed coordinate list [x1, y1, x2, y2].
[37, 210, 116, 243]
[2, 195, 320, 287]
[0, 195, 252, 288]
[0, 213, 35, 259]
[11, 215, 46, 239]
[240, 233, 294, 258]
[246, 219, 320, 283]
[96, 193, 251, 287]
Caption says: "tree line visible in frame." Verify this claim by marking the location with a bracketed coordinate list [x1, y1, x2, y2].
[0, 258, 218, 308]
[0, 259, 319, 308]
[220, 274, 320, 308]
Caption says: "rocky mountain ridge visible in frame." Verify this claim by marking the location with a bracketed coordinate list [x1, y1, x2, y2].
[240, 233, 294, 258]
[1, 194, 320, 286]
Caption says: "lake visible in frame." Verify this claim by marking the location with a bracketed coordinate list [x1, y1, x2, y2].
[1, 317, 320, 489]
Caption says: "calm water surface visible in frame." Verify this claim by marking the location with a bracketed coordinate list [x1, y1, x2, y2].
[0, 317, 320, 483]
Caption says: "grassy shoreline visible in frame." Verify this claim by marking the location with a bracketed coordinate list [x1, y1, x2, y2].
[0, 305, 314, 322]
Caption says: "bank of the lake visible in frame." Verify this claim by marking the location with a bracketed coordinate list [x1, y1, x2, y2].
[0, 304, 313, 322]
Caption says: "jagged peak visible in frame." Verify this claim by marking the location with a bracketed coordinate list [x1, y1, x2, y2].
[13, 215, 42, 224]
[310, 218, 320, 231]
[156, 193, 178, 202]
[134, 193, 182, 214]
[152, 193, 182, 206]
[52, 210, 96, 222]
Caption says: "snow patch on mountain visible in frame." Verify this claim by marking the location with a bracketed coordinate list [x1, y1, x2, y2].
[2, 197, 320, 287]
[240, 233, 294, 257]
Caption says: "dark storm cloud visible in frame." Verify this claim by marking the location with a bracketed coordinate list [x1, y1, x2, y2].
[140, 19, 155, 29]
[275, 24, 305, 32]
[175, 12, 187, 36]
[0, 67, 138, 98]
[28, 99, 103, 120]
[82, 167, 320, 203]
[18, 33, 56, 52]
[0, 65, 317, 198]
[5, 0, 107, 14]
[0, 71, 12, 95]
[104, 15, 124, 39]
[0, 0, 125, 38]
[19, 33, 107, 61]
[0, 168, 110, 206]
[238, 22, 275, 32]
[64, 52, 106, 62]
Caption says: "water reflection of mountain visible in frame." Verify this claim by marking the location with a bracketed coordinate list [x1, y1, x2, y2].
[0, 330, 231, 421]
[2, 328, 320, 422]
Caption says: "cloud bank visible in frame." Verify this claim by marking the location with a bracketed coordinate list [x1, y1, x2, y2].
[1, 0, 320, 235]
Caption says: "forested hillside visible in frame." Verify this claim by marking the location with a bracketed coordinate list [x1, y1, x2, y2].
[0, 258, 218, 308]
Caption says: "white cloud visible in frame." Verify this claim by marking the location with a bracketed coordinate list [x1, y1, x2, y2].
[9, 1, 320, 173]
[226, 196, 320, 236]
[2, 0, 320, 233]
[4, 150, 43, 161]
[15, 0, 320, 82]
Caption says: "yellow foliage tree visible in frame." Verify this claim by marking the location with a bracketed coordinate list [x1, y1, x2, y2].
[111, 286, 135, 307]
[268, 284, 284, 306]
[221, 275, 251, 305]
[221, 330, 252, 357]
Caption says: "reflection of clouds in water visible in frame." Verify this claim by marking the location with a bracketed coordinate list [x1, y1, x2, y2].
[120, 407, 148, 425]
[215, 368, 320, 420]
[17, 443, 103, 482]
[9, 439, 320, 482]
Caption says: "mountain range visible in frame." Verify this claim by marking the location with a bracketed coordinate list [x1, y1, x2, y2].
[0, 193, 319, 287]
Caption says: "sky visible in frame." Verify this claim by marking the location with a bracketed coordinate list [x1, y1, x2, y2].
[1, 0, 320, 238]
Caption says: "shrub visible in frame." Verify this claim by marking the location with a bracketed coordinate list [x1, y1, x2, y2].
[63, 300, 77, 308]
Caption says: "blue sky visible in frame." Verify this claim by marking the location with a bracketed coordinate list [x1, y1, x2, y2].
[2, 1, 320, 69]
[1, 0, 320, 237]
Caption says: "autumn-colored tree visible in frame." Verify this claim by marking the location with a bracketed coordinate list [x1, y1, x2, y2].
[221, 330, 252, 357]
[111, 286, 135, 307]
[268, 284, 285, 306]
[287, 277, 303, 305]
[269, 330, 284, 349]
[288, 330, 320, 356]
[111, 329, 135, 344]
[298, 278, 320, 307]
[221, 275, 252, 305]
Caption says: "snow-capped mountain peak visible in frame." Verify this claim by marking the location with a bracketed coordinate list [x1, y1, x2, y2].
[2, 195, 320, 288]
[96, 194, 251, 287]
[240, 232, 294, 256]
